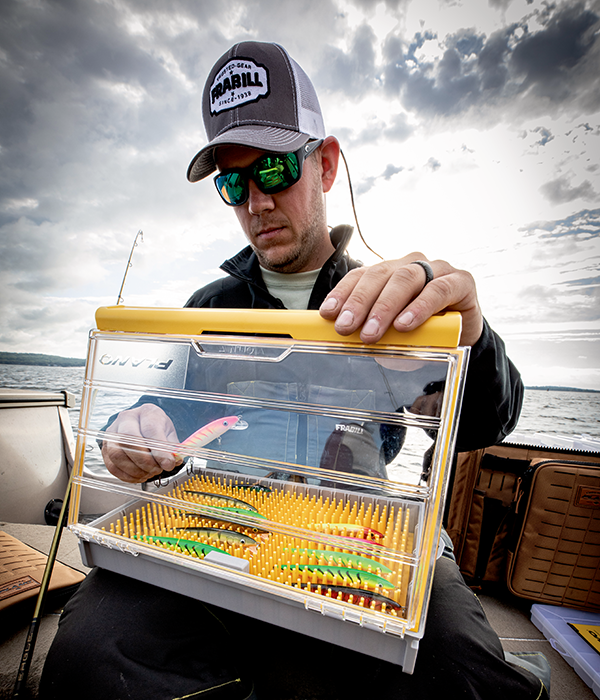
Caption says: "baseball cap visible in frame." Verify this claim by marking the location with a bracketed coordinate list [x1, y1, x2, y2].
[187, 41, 326, 183]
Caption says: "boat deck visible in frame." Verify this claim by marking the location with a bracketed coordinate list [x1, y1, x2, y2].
[0, 521, 596, 700]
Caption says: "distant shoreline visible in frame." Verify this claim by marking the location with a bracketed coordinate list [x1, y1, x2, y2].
[0, 352, 598, 393]
[525, 385, 600, 394]
[0, 352, 85, 367]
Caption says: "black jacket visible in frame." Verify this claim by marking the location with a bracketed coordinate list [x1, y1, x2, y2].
[185, 225, 524, 452]
[186, 225, 360, 311]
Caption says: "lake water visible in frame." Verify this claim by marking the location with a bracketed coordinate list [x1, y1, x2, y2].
[1, 364, 599, 483]
[1, 363, 597, 438]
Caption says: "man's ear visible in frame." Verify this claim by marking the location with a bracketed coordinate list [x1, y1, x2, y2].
[319, 136, 340, 194]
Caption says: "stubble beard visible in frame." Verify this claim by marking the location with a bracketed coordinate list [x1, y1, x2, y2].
[254, 171, 328, 274]
[255, 218, 325, 273]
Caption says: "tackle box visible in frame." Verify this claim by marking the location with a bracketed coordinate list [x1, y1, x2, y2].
[531, 603, 600, 697]
[69, 307, 469, 673]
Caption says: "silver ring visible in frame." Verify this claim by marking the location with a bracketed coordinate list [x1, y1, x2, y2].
[411, 260, 434, 288]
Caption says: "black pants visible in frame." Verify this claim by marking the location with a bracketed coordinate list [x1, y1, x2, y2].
[40, 557, 546, 700]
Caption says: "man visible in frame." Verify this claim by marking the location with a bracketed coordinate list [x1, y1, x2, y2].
[41, 42, 549, 700]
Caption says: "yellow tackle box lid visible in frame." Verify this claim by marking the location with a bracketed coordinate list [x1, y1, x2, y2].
[94, 306, 462, 348]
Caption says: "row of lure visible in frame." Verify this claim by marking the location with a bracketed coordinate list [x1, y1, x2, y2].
[130, 486, 405, 616]
[126, 416, 406, 615]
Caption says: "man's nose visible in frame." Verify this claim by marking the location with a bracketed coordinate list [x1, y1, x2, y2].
[247, 179, 275, 215]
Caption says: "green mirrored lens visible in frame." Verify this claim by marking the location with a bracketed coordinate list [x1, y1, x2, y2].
[214, 147, 309, 206]
[257, 161, 286, 188]
[217, 172, 246, 205]
[255, 153, 300, 191]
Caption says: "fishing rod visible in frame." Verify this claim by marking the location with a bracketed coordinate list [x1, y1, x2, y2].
[12, 485, 72, 697]
[13, 229, 145, 697]
[12, 410, 74, 698]
[117, 229, 144, 304]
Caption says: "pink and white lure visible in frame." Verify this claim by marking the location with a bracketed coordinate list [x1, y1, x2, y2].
[174, 415, 239, 462]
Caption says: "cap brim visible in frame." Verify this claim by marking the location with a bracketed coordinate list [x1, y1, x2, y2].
[187, 126, 310, 182]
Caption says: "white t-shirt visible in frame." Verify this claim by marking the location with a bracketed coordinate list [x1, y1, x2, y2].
[259, 267, 321, 310]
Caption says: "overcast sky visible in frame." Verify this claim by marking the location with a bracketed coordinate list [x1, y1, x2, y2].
[1, 0, 599, 389]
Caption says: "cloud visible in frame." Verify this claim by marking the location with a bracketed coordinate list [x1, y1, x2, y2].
[354, 175, 378, 196]
[336, 112, 415, 149]
[354, 159, 407, 195]
[0, 0, 242, 356]
[509, 2, 599, 102]
[319, 22, 378, 99]
[500, 328, 600, 390]
[324, 1, 600, 125]
[382, 164, 404, 179]
[561, 275, 600, 288]
[532, 126, 554, 146]
[487, 208, 600, 330]
[0, 0, 598, 382]
[540, 175, 598, 204]
[447, 27, 486, 59]
[518, 281, 600, 322]
[425, 157, 441, 171]
[519, 208, 600, 238]
[385, 112, 415, 142]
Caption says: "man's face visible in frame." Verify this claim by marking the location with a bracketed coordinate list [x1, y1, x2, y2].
[215, 144, 332, 273]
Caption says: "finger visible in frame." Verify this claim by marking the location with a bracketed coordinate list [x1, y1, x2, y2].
[107, 437, 178, 476]
[319, 254, 425, 321]
[356, 263, 436, 343]
[102, 443, 163, 483]
[105, 405, 180, 473]
[104, 459, 153, 484]
[335, 263, 437, 342]
[322, 263, 418, 338]
[138, 413, 180, 471]
[320, 257, 436, 340]
[410, 392, 443, 418]
[393, 269, 477, 335]
[319, 267, 368, 319]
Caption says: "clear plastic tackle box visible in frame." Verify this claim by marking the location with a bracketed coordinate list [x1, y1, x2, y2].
[69, 307, 469, 673]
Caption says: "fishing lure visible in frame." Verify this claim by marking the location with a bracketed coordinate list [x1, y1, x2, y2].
[173, 415, 239, 461]
[135, 535, 229, 558]
[312, 523, 384, 540]
[182, 527, 258, 548]
[296, 583, 402, 612]
[280, 564, 394, 590]
[233, 483, 272, 493]
[289, 548, 392, 574]
[174, 511, 270, 537]
[204, 505, 268, 520]
[184, 490, 259, 513]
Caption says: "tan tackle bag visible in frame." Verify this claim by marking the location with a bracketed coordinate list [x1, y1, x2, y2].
[0, 530, 85, 626]
[446, 444, 600, 610]
[506, 458, 600, 610]
[446, 443, 531, 587]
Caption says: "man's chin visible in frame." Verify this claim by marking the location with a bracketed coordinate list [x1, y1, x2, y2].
[256, 249, 301, 273]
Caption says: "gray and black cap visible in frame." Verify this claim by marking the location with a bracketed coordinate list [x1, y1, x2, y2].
[187, 41, 326, 183]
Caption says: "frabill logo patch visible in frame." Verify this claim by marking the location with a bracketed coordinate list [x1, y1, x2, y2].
[210, 58, 269, 115]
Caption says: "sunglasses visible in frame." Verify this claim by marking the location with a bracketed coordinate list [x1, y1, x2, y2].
[214, 140, 323, 206]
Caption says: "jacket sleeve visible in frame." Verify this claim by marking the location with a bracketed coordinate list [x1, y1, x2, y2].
[455, 318, 524, 452]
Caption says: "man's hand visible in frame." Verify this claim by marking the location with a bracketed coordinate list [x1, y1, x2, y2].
[101, 404, 181, 483]
[408, 389, 444, 418]
[319, 254, 484, 346]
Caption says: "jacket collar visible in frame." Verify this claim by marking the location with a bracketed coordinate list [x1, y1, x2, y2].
[219, 224, 354, 286]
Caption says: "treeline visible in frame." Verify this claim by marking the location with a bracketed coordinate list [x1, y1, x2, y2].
[0, 352, 85, 367]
